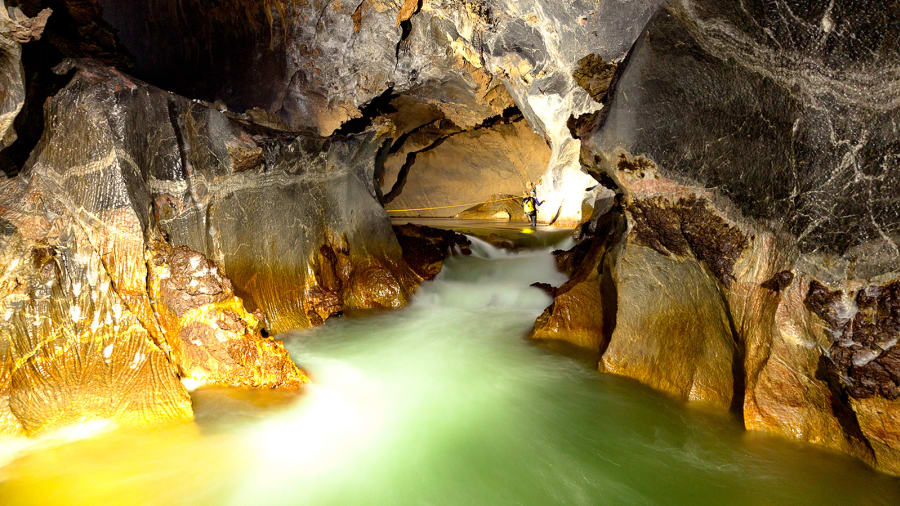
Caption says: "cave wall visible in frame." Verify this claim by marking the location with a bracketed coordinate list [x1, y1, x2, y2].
[86, 0, 664, 225]
[381, 117, 551, 218]
[1, 0, 897, 477]
[535, 0, 900, 475]
[585, 0, 899, 260]
[0, 58, 419, 434]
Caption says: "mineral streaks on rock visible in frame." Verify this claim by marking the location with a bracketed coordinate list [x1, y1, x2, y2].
[0, 57, 425, 433]
[548, 0, 900, 472]
[32, 60, 417, 336]
[601, 241, 736, 409]
[0, 193, 193, 435]
[587, 0, 900, 258]
[97, 0, 663, 225]
[740, 274, 874, 465]
[535, 150, 899, 472]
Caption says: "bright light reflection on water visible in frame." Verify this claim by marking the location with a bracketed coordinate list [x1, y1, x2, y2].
[1, 234, 899, 505]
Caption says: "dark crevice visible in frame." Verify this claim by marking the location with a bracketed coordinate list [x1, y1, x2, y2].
[373, 137, 393, 202]
[374, 118, 439, 201]
[382, 133, 453, 204]
[719, 289, 746, 419]
[388, 118, 441, 155]
[394, 0, 423, 60]
[596, 208, 627, 358]
[165, 99, 189, 182]
[0, 42, 76, 177]
[815, 355, 876, 459]
[332, 86, 397, 136]
[380, 106, 524, 205]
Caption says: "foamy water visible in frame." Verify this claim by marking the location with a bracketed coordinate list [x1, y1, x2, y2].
[1, 235, 898, 504]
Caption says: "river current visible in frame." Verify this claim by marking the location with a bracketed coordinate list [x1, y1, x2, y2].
[1, 232, 898, 504]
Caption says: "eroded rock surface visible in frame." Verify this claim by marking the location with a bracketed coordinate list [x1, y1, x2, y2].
[536, 0, 899, 475]
[0, 58, 424, 433]
[0, 2, 50, 150]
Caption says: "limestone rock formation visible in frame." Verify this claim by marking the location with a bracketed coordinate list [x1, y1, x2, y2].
[0, 57, 425, 434]
[87, 0, 663, 226]
[0, 2, 49, 150]
[535, 0, 899, 475]
[382, 117, 551, 220]
[0, 0, 896, 479]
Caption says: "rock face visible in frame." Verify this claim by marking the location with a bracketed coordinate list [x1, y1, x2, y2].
[0, 58, 423, 434]
[393, 224, 471, 280]
[0, 2, 49, 150]
[382, 117, 550, 220]
[535, 0, 900, 475]
[88, 0, 663, 225]
[0, 0, 896, 478]
[584, 0, 899, 261]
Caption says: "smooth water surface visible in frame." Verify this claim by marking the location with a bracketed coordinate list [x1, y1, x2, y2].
[1, 235, 898, 505]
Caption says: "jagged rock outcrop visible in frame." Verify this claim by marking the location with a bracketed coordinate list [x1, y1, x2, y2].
[0, 2, 49, 150]
[0, 58, 424, 434]
[536, 0, 899, 475]
[88, 0, 663, 225]
[393, 223, 471, 280]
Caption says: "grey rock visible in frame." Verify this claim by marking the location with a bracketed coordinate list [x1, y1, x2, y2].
[585, 0, 899, 260]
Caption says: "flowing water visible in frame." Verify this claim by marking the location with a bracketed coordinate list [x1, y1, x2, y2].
[1, 233, 898, 505]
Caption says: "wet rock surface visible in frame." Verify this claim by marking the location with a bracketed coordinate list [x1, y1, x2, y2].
[534, 0, 899, 474]
[585, 0, 899, 259]
[393, 223, 471, 280]
[0, 0, 896, 480]
[0, 58, 420, 433]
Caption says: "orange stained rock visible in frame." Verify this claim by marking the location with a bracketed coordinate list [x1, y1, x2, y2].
[531, 279, 607, 353]
[396, 0, 418, 25]
[146, 241, 308, 390]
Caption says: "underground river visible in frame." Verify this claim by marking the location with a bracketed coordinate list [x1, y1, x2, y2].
[0, 232, 898, 504]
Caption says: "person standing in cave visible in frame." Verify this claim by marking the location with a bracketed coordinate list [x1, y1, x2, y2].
[523, 187, 543, 227]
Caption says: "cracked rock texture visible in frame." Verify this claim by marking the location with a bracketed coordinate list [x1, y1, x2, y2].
[535, 0, 899, 475]
[0, 59, 422, 434]
[91, 0, 662, 225]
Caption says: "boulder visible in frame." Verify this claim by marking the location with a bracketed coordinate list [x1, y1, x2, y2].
[393, 223, 471, 280]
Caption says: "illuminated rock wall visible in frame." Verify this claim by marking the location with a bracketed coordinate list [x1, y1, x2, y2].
[0, 60, 420, 434]
[534, 0, 899, 475]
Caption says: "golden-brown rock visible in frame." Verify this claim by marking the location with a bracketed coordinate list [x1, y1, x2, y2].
[147, 240, 307, 390]
[600, 242, 735, 408]
[532, 280, 606, 353]
[852, 397, 900, 475]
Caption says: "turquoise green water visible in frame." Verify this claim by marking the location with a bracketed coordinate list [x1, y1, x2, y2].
[1, 235, 898, 504]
